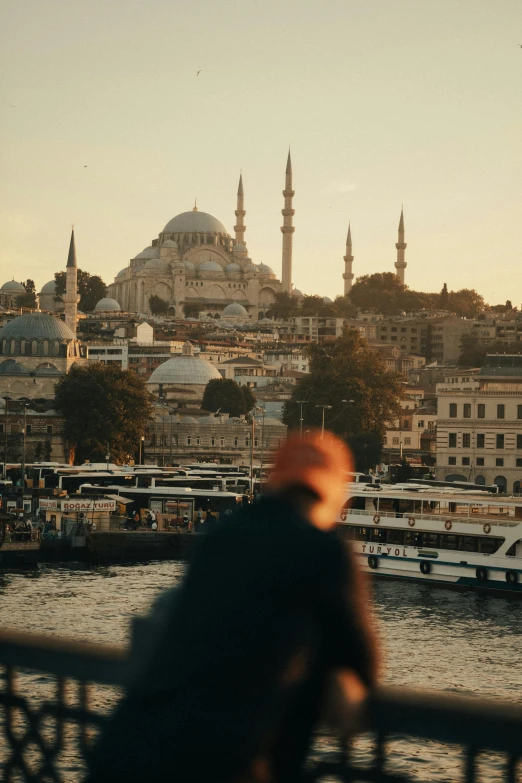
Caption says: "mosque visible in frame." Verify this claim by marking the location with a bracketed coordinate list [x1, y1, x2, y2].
[107, 154, 297, 320]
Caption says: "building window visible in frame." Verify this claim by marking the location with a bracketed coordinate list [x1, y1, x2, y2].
[234, 438, 238, 447]
[477, 434, 485, 448]
[518, 405, 522, 420]
[477, 404, 485, 419]
[517, 435, 522, 449]
[449, 433, 457, 448]
[187, 437, 192, 446]
[404, 437, 411, 445]
[476, 457, 484, 466]
[196, 437, 201, 446]
[517, 458, 522, 468]
[497, 404, 505, 419]
[254, 439, 259, 447]
[496, 434, 505, 449]
[46, 425, 53, 435]
[392, 437, 399, 445]
[462, 433, 470, 448]
[220, 438, 225, 447]
[496, 458, 504, 467]
[463, 404, 471, 418]
[417, 420, 424, 428]
[449, 404, 457, 418]
[26, 425, 32, 435]
[211, 437, 215, 447]
[448, 457, 456, 465]
[462, 457, 470, 466]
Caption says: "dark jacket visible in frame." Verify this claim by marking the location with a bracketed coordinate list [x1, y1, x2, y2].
[86, 495, 374, 783]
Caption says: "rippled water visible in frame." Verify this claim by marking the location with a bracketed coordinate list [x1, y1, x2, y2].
[1, 563, 521, 780]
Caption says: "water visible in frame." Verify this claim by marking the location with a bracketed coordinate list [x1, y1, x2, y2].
[1, 563, 521, 780]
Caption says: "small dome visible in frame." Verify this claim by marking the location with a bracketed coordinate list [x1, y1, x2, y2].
[1, 312, 75, 342]
[145, 258, 169, 270]
[172, 263, 185, 272]
[199, 260, 223, 273]
[163, 210, 228, 235]
[225, 263, 241, 274]
[183, 260, 195, 271]
[2, 280, 26, 293]
[232, 243, 247, 255]
[254, 416, 285, 426]
[323, 296, 333, 304]
[95, 297, 121, 312]
[223, 302, 248, 317]
[291, 288, 303, 298]
[180, 415, 198, 424]
[162, 239, 178, 248]
[116, 268, 128, 278]
[134, 246, 159, 260]
[0, 359, 28, 375]
[39, 280, 57, 294]
[256, 263, 275, 275]
[147, 341, 221, 386]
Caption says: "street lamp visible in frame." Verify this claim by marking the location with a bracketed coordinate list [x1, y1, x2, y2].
[3, 397, 9, 479]
[20, 402, 29, 490]
[139, 436, 145, 466]
[296, 400, 307, 437]
[315, 404, 332, 439]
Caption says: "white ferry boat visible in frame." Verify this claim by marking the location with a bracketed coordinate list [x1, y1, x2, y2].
[339, 484, 522, 595]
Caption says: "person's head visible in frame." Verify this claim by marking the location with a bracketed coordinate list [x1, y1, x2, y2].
[267, 429, 352, 531]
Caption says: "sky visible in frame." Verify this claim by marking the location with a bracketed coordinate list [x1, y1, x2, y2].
[1, 0, 521, 304]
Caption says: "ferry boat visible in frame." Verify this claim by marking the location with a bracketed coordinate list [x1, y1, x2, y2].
[340, 484, 522, 594]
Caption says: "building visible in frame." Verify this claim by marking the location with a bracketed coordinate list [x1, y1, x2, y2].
[436, 355, 522, 492]
[0, 280, 26, 310]
[146, 340, 222, 404]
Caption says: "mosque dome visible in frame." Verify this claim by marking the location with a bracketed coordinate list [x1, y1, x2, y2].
[134, 246, 159, 260]
[162, 239, 178, 248]
[198, 260, 223, 273]
[95, 297, 121, 313]
[223, 302, 248, 317]
[323, 296, 333, 304]
[147, 341, 221, 386]
[225, 263, 241, 275]
[116, 269, 128, 278]
[180, 415, 198, 424]
[256, 263, 275, 276]
[2, 280, 26, 293]
[291, 288, 303, 298]
[254, 416, 285, 427]
[1, 312, 75, 342]
[145, 258, 169, 270]
[183, 260, 195, 272]
[163, 210, 228, 235]
[39, 280, 57, 294]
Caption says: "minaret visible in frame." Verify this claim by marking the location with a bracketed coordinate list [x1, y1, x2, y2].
[395, 207, 407, 285]
[64, 227, 79, 337]
[281, 150, 295, 293]
[343, 222, 354, 295]
[234, 173, 246, 244]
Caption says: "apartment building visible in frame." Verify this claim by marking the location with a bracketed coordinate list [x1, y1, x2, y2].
[436, 355, 522, 492]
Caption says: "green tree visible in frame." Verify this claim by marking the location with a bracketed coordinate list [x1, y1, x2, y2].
[54, 363, 152, 464]
[283, 329, 402, 445]
[458, 335, 522, 367]
[331, 295, 358, 318]
[201, 378, 254, 417]
[184, 302, 204, 318]
[447, 288, 485, 318]
[348, 272, 407, 315]
[16, 280, 37, 309]
[439, 283, 449, 309]
[265, 291, 299, 320]
[241, 385, 257, 413]
[300, 295, 333, 316]
[347, 432, 384, 473]
[54, 269, 107, 312]
[149, 295, 168, 315]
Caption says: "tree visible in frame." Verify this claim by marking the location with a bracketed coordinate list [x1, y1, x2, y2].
[331, 295, 358, 318]
[241, 385, 257, 413]
[184, 302, 205, 318]
[458, 334, 522, 367]
[265, 291, 299, 320]
[348, 273, 407, 315]
[201, 378, 255, 418]
[300, 295, 332, 316]
[54, 363, 152, 464]
[54, 269, 107, 312]
[149, 295, 168, 315]
[439, 283, 449, 310]
[447, 288, 485, 319]
[347, 432, 384, 473]
[283, 329, 402, 452]
[16, 280, 37, 309]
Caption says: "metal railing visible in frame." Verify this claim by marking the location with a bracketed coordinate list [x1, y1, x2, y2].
[344, 507, 520, 529]
[1, 626, 522, 782]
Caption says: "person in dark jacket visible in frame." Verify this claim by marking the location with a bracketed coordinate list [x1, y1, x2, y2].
[86, 430, 379, 783]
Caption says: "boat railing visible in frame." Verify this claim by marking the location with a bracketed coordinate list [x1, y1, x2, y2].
[343, 508, 520, 528]
[0, 623, 521, 782]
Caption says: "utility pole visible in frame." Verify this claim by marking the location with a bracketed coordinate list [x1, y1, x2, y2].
[315, 404, 332, 439]
[3, 398, 8, 479]
[296, 400, 306, 437]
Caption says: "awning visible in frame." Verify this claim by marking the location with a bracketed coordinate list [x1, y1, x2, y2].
[103, 494, 134, 505]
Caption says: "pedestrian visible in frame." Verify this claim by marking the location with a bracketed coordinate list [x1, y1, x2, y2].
[194, 508, 204, 533]
[87, 430, 379, 783]
[133, 510, 141, 529]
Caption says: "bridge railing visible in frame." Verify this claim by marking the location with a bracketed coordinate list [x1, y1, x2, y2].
[0, 626, 521, 782]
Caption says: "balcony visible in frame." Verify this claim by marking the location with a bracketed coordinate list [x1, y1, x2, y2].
[0, 623, 521, 782]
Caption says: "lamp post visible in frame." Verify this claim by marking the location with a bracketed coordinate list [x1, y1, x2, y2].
[20, 402, 29, 490]
[315, 404, 332, 439]
[139, 436, 145, 466]
[3, 397, 9, 479]
[296, 400, 306, 437]
[255, 406, 267, 491]
[249, 413, 255, 499]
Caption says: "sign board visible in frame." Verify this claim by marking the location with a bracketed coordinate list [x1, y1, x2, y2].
[62, 499, 117, 512]
[40, 499, 58, 511]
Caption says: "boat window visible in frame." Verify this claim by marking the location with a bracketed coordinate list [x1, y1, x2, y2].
[404, 531, 416, 546]
[506, 539, 521, 557]
[353, 526, 368, 541]
[441, 534, 458, 550]
[423, 533, 438, 548]
[478, 537, 503, 555]
[387, 529, 403, 545]
[460, 536, 478, 553]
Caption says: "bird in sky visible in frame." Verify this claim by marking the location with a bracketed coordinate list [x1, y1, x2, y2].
[84, 165, 88, 168]
[197, 70, 202, 76]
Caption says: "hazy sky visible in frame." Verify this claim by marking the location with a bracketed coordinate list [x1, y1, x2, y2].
[1, 0, 521, 303]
